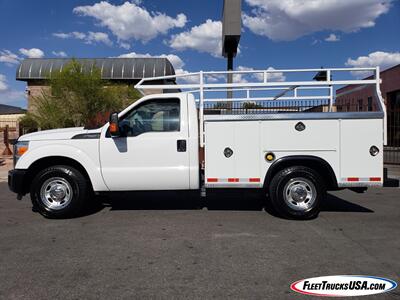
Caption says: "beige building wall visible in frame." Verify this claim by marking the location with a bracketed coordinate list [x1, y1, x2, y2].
[0, 114, 25, 142]
[26, 84, 50, 111]
[0, 114, 25, 127]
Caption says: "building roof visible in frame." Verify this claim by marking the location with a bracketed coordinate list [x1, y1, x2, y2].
[16, 58, 176, 81]
[380, 63, 400, 74]
[0, 104, 27, 115]
[337, 63, 400, 94]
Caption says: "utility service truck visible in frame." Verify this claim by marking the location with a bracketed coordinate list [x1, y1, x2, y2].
[8, 67, 387, 219]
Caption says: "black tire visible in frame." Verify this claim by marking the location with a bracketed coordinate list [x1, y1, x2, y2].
[268, 166, 325, 220]
[30, 165, 89, 219]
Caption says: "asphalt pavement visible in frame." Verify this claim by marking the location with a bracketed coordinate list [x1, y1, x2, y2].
[0, 183, 399, 299]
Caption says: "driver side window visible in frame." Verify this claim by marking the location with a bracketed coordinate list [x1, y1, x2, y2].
[120, 98, 180, 137]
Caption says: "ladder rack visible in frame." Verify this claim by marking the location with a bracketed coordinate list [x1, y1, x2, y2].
[135, 67, 386, 147]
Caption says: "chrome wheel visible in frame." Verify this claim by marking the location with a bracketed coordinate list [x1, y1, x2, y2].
[283, 177, 316, 212]
[40, 177, 73, 210]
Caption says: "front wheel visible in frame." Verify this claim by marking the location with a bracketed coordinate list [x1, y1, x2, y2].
[30, 165, 89, 218]
[268, 166, 325, 220]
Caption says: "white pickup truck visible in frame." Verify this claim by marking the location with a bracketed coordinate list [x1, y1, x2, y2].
[8, 67, 387, 219]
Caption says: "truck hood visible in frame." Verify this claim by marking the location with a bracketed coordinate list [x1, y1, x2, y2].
[18, 127, 102, 141]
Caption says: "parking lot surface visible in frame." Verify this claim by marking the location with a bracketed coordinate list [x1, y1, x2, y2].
[0, 183, 399, 299]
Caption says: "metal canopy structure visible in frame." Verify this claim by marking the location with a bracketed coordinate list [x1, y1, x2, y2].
[16, 58, 176, 81]
[135, 67, 387, 147]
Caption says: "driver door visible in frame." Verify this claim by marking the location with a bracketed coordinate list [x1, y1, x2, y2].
[99, 96, 190, 191]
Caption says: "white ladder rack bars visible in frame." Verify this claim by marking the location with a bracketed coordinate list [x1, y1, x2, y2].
[135, 67, 386, 147]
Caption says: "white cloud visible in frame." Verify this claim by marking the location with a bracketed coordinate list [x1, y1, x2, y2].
[0, 50, 21, 65]
[345, 51, 400, 77]
[0, 74, 8, 91]
[325, 33, 340, 42]
[86, 32, 113, 46]
[53, 31, 112, 46]
[312, 39, 320, 45]
[1, 48, 45, 65]
[0, 90, 27, 106]
[233, 66, 253, 83]
[266, 67, 286, 82]
[53, 33, 70, 39]
[0, 74, 26, 105]
[118, 52, 185, 70]
[119, 42, 131, 50]
[19, 48, 45, 58]
[73, 31, 87, 40]
[243, 0, 392, 41]
[346, 51, 400, 69]
[235, 66, 286, 83]
[169, 19, 223, 57]
[53, 31, 86, 40]
[174, 69, 202, 84]
[73, 1, 187, 42]
[52, 51, 68, 57]
[161, 54, 185, 70]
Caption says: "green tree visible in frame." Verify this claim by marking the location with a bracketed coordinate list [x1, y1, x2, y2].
[20, 60, 140, 130]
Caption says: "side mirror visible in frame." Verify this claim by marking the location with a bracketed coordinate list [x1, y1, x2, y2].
[109, 112, 120, 137]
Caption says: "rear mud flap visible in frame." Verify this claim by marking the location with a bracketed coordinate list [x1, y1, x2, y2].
[383, 168, 400, 188]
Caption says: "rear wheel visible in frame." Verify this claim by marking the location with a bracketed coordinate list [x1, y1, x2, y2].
[268, 166, 325, 219]
[30, 165, 89, 218]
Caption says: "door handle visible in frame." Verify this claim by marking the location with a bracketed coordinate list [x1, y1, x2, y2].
[177, 140, 187, 152]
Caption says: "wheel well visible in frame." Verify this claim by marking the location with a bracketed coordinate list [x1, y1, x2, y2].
[23, 156, 92, 194]
[264, 156, 338, 190]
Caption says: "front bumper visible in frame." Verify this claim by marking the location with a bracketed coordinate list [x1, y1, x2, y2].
[8, 169, 28, 195]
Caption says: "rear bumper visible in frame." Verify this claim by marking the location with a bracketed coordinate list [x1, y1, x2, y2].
[8, 169, 28, 195]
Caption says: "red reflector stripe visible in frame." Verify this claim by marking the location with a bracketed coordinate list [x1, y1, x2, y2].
[207, 178, 262, 184]
[207, 178, 218, 183]
[370, 177, 381, 182]
[249, 178, 261, 183]
[347, 177, 359, 182]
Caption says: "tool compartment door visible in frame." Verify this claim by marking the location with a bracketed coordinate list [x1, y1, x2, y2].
[204, 121, 261, 187]
[340, 118, 383, 184]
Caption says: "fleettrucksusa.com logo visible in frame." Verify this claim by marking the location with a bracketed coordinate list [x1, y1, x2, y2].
[290, 275, 397, 297]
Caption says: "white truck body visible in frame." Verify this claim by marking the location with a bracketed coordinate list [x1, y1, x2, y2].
[9, 67, 387, 219]
[204, 117, 383, 188]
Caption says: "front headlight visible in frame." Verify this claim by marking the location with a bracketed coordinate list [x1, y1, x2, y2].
[13, 141, 29, 166]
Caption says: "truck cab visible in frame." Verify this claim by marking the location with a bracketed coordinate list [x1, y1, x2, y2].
[9, 93, 199, 217]
[100, 93, 199, 191]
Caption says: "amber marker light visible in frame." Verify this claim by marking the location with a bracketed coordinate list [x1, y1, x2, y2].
[13, 141, 30, 166]
[265, 152, 275, 162]
[17, 146, 29, 156]
[109, 123, 118, 134]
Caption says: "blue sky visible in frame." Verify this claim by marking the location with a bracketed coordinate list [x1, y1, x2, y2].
[0, 0, 399, 108]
